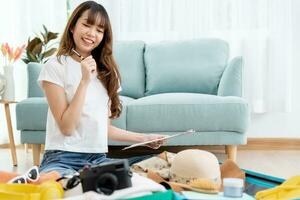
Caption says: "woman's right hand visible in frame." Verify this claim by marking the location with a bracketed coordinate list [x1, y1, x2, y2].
[80, 55, 97, 83]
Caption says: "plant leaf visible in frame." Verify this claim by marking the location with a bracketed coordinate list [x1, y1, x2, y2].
[43, 24, 48, 35]
[22, 58, 30, 64]
[41, 48, 57, 59]
[27, 37, 42, 52]
[41, 32, 48, 44]
[47, 32, 59, 42]
[27, 52, 39, 63]
[43, 58, 50, 64]
[32, 42, 43, 55]
[23, 25, 58, 64]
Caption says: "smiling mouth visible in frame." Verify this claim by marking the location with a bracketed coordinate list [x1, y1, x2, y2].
[82, 37, 94, 45]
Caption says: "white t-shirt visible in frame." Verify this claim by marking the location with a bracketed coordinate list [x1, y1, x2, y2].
[38, 55, 109, 153]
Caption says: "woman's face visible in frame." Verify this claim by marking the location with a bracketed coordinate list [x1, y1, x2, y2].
[72, 10, 104, 57]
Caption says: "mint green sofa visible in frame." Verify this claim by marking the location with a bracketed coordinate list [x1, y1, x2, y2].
[16, 39, 249, 165]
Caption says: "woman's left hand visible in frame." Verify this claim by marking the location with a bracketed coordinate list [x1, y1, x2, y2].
[142, 134, 167, 149]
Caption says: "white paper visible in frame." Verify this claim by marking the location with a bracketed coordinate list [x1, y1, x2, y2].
[122, 129, 195, 150]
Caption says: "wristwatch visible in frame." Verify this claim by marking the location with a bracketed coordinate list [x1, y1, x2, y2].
[0, 73, 6, 96]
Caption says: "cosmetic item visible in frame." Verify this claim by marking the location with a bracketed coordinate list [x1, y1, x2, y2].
[71, 48, 85, 60]
[223, 178, 244, 198]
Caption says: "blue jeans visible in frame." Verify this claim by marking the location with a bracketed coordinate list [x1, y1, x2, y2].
[39, 150, 111, 177]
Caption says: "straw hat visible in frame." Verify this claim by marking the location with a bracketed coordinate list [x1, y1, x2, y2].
[170, 149, 221, 186]
[145, 150, 244, 194]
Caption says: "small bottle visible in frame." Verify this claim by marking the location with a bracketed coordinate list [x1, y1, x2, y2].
[223, 178, 244, 198]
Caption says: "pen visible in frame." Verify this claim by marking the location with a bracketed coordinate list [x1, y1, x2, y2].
[72, 48, 96, 73]
[72, 48, 85, 61]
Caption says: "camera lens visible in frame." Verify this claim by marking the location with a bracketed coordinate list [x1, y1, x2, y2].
[95, 173, 118, 195]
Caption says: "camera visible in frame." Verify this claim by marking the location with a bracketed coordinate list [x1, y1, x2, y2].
[79, 159, 132, 195]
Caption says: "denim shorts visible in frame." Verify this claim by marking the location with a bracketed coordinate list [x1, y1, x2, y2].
[39, 150, 111, 177]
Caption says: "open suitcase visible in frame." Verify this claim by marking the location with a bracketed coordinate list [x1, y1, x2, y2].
[127, 169, 288, 200]
[244, 168, 285, 197]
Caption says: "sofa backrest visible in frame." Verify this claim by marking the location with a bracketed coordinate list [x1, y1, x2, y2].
[27, 62, 44, 97]
[27, 39, 229, 98]
[113, 41, 145, 99]
[144, 39, 229, 95]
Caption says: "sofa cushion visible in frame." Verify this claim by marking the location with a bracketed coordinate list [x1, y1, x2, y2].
[111, 95, 135, 130]
[144, 39, 229, 96]
[218, 56, 243, 97]
[113, 41, 146, 99]
[28, 62, 44, 97]
[126, 93, 249, 133]
[16, 97, 48, 130]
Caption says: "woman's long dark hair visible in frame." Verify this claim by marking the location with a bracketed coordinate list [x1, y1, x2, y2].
[57, 1, 122, 118]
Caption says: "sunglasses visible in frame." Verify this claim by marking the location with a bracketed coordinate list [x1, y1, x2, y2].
[56, 172, 81, 191]
[8, 166, 40, 184]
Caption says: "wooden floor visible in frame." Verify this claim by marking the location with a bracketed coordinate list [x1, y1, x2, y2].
[0, 148, 299, 179]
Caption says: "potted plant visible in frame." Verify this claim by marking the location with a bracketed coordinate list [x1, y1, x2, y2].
[22, 25, 59, 64]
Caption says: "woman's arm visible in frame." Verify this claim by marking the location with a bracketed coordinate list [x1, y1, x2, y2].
[42, 55, 97, 136]
[107, 123, 144, 142]
[42, 80, 89, 136]
[107, 121, 166, 149]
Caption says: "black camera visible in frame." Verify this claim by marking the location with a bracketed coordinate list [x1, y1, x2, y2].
[79, 159, 132, 195]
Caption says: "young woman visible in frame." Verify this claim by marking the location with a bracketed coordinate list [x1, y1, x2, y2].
[38, 1, 165, 176]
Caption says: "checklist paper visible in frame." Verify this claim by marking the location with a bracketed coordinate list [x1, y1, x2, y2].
[122, 129, 195, 150]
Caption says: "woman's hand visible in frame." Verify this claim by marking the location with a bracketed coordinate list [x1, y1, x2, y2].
[142, 134, 167, 149]
[81, 55, 97, 83]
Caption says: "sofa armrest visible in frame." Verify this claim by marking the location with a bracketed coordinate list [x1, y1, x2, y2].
[16, 97, 48, 130]
[218, 56, 243, 97]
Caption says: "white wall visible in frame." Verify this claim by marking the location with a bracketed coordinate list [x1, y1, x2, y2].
[0, 0, 67, 144]
[248, 0, 300, 138]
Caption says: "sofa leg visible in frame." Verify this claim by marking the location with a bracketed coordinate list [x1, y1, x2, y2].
[41, 144, 45, 154]
[225, 145, 237, 162]
[32, 144, 41, 166]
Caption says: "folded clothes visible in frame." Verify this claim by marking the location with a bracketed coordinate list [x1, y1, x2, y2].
[131, 150, 245, 194]
[0, 180, 64, 199]
[63, 172, 166, 199]
[255, 175, 300, 200]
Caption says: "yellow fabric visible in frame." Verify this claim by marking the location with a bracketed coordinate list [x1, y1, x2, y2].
[0, 181, 63, 200]
[256, 175, 300, 200]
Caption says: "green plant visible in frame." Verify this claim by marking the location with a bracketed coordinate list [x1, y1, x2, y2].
[22, 25, 59, 64]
